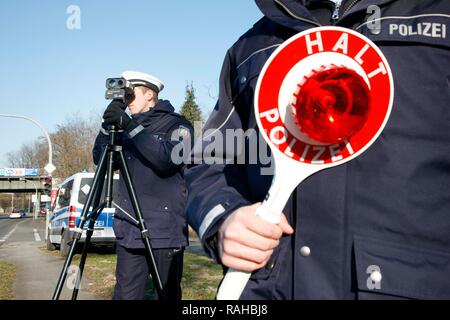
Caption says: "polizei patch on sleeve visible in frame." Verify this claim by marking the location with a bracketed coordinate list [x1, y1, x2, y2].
[389, 22, 446, 38]
[357, 14, 450, 47]
[172, 125, 191, 142]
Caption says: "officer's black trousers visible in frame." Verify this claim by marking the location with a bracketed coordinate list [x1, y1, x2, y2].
[113, 245, 184, 300]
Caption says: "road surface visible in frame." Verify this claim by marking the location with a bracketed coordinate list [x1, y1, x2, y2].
[0, 215, 103, 300]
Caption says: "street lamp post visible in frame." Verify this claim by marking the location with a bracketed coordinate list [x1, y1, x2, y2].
[0, 113, 56, 176]
[1, 114, 56, 238]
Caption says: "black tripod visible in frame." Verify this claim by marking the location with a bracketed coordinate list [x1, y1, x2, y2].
[52, 125, 165, 300]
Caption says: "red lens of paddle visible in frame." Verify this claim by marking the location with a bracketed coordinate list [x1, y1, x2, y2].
[293, 66, 371, 144]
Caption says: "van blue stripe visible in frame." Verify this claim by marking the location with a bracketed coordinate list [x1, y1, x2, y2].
[50, 207, 114, 228]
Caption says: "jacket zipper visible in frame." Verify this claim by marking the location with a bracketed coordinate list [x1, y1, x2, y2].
[331, 0, 361, 23]
[331, 0, 344, 21]
[342, 0, 361, 17]
[273, 0, 321, 27]
[273, 0, 362, 27]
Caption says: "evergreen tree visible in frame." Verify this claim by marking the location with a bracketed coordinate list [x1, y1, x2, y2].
[180, 83, 203, 126]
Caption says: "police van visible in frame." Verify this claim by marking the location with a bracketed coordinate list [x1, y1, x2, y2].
[47, 172, 119, 256]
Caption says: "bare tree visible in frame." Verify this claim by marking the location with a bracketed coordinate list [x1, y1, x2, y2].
[7, 144, 33, 167]
[6, 111, 101, 180]
[50, 112, 99, 178]
[0, 194, 12, 213]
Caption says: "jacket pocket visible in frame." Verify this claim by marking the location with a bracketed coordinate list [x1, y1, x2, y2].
[353, 234, 450, 300]
[112, 217, 125, 239]
[145, 209, 176, 240]
[233, 44, 280, 99]
[142, 196, 177, 239]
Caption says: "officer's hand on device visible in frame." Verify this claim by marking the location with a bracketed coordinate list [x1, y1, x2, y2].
[217, 203, 294, 272]
[102, 100, 137, 131]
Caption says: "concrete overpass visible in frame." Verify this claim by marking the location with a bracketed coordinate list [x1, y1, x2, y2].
[0, 176, 48, 193]
[0, 175, 53, 217]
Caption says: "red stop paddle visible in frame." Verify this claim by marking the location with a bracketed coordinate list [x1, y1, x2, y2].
[217, 26, 394, 300]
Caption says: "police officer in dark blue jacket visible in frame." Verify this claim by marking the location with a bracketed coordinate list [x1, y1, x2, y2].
[93, 70, 193, 300]
[185, 0, 450, 299]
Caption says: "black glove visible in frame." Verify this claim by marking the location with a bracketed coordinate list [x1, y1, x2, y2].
[102, 100, 137, 131]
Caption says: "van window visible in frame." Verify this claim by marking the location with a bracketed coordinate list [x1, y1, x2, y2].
[78, 178, 119, 205]
[58, 181, 73, 208]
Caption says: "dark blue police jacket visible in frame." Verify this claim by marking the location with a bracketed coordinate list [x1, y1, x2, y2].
[185, 0, 450, 299]
[93, 100, 193, 249]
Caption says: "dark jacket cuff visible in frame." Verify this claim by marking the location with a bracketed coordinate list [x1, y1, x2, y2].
[197, 197, 251, 262]
[126, 123, 144, 138]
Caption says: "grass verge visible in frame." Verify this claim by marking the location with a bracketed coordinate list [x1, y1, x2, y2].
[0, 261, 16, 300]
[181, 252, 223, 300]
[42, 246, 223, 300]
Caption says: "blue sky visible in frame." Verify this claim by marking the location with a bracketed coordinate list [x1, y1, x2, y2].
[0, 0, 263, 167]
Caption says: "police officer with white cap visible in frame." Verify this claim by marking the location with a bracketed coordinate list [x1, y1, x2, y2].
[93, 70, 194, 300]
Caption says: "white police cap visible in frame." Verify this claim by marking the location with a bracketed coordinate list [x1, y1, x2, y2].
[121, 70, 164, 93]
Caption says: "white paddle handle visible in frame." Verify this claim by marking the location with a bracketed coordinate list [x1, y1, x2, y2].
[216, 163, 311, 300]
[216, 202, 279, 300]
[216, 269, 252, 300]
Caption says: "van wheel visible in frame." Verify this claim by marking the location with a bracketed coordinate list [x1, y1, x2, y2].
[60, 230, 71, 257]
[46, 230, 56, 251]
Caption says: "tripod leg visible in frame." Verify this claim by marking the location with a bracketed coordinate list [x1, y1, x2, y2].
[52, 146, 109, 300]
[104, 135, 116, 208]
[117, 150, 166, 300]
[71, 142, 115, 300]
[72, 128, 121, 300]
[71, 203, 105, 300]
